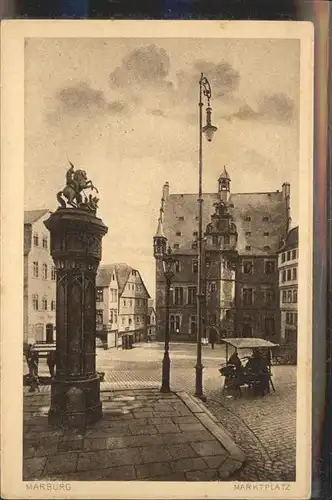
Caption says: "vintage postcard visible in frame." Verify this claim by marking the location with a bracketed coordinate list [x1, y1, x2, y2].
[1, 20, 313, 499]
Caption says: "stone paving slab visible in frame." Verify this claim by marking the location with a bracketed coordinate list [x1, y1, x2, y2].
[23, 389, 245, 481]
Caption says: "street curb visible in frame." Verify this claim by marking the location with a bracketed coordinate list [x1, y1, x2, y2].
[176, 391, 246, 470]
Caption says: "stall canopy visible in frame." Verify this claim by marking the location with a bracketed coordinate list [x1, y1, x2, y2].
[221, 338, 279, 350]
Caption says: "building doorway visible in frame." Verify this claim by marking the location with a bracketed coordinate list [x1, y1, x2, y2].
[46, 323, 54, 343]
[242, 323, 252, 337]
[34, 323, 44, 342]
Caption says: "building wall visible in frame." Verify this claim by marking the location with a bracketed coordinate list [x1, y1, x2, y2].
[278, 247, 298, 343]
[118, 270, 149, 342]
[24, 215, 56, 343]
[235, 255, 280, 341]
[155, 254, 199, 341]
[96, 276, 119, 347]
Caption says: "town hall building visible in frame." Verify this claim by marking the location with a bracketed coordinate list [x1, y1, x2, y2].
[153, 168, 292, 343]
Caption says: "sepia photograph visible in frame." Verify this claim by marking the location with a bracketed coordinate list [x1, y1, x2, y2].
[1, 20, 313, 499]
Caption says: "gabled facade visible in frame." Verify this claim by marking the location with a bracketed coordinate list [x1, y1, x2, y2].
[278, 226, 298, 344]
[153, 170, 290, 343]
[96, 265, 119, 348]
[96, 263, 151, 345]
[116, 264, 150, 343]
[24, 209, 56, 344]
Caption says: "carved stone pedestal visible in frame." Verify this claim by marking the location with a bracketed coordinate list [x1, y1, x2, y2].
[44, 208, 108, 428]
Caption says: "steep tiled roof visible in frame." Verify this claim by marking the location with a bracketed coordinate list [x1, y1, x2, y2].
[24, 209, 50, 224]
[163, 190, 287, 256]
[96, 265, 117, 287]
[114, 263, 133, 296]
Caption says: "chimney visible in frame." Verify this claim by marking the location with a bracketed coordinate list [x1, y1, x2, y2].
[162, 181, 170, 201]
[282, 182, 291, 233]
[282, 182, 290, 200]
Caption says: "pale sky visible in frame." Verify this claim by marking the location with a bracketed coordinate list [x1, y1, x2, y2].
[25, 37, 300, 299]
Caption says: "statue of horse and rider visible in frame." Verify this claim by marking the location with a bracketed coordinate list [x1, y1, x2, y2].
[57, 162, 99, 211]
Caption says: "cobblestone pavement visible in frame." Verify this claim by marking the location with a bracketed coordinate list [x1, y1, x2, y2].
[23, 389, 244, 481]
[24, 342, 296, 481]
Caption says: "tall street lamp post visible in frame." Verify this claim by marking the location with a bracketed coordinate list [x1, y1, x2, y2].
[195, 73, 218, 400]
[160, 247, 175, 393]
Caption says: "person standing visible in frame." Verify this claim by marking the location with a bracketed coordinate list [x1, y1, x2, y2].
[208, 324, 218, 349]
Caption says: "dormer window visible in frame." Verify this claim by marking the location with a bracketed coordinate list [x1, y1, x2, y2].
[264, 232, 269, 236]
[245, 245, 251, 251]
[229, 203, 234, 208]
[193, 231, 198, 237]
[176, 231, 182, 236]
[245, 232, 251, 237]
[178, 216, 184, 221]
[245, 216, 251, 222]
[174, 244, 179, 249]
[192, 242, 197, 249]
[263, 216, 269, 222]
[264, 245, 270, 251]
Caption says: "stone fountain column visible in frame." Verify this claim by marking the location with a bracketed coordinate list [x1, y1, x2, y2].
[44, 207, 108, 428]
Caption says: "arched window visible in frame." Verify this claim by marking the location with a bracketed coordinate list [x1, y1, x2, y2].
[32, 294, 39, 310]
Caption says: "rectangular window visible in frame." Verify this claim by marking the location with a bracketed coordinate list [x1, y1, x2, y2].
[224, 235, 230, 244]
[32, 294, 39, 310]
[114, 311, 117, 323]
[96, 310, 103, 325]
[42, 263, 48, 280]
[42, 236, 48, 249]
[287, 251, 291, 261]
[188, 286, 197, 305]
[174, 287, 184, 306]
[265, 260, 275, 274]
[192, 242, 197, 249]
[51, 300, 55, 311]
[212, 235, 218, 245]
[282, 252, 286, 263]
[263, 288, 275, 306]
[245, 231, 251, 237]
[264, 232, 269, 236]
[96, 288, 104, 302]
[51, 266, 56, 280]
[192, 260, 198, 273]
[287, 269, 292, 281]
[242, 288, 253, 306]
[293, 290, 297, 303]
[33, 233, 39, 247]
[281, 270, 286, 282]
[243, 260, 253, 274]
[33, 261, 39, 278]
[292, 268, 297, 280]
[122, 317, 125, 325]
[110, 310, 114, 323]
[175, 260, 181, 272]
[245, 216, 251, 221]
[136, 316, 140, 323]
[245, 245, 251, 251]
[210, 282, 217, 292]
[287, 290, 292, 303]
[170, 314, 181, 334]
[292, 249, 297, 260]
[176, 231, 182, 236]
[174, 244, 179, 249]
[123, 299, 127, 307]
[42, 297, 48, 311]
[265, 317, 275, 335]
[282, 290, 287, 303]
